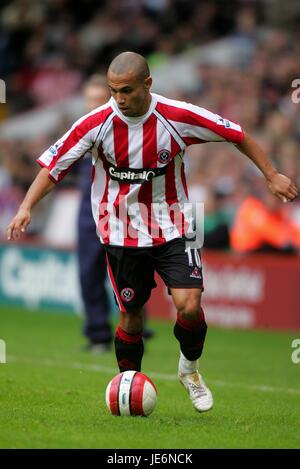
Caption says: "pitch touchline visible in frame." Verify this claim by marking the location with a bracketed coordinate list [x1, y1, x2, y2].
[8, 355, 300, 396]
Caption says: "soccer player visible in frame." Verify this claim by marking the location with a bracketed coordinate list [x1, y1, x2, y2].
[7, 52, 298, 413]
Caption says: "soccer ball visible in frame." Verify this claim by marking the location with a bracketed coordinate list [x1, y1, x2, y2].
[105, 370, 157, 416]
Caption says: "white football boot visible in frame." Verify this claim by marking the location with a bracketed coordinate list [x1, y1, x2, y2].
[178, 370, 213, 412]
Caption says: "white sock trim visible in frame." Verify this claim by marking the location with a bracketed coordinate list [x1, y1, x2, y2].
[178, 351, 198, 374]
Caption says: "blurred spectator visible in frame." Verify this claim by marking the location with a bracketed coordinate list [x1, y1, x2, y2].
[29, 54, 83, 107]
[3, 145, 37, 192]
[230, 188, 300, 254]
[203, 189, 231, 250]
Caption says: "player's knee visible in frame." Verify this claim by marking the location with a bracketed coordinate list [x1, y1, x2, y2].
[177, 295, 201, 321]
[120, 309, 144, 334]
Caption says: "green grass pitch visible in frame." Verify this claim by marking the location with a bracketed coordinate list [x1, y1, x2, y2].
[0, 306, 299, 449]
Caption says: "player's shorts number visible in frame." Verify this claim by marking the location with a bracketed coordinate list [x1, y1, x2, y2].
[185, 247, 201, 267]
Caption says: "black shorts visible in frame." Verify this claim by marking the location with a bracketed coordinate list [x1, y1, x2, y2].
[104, 237, 203, 312]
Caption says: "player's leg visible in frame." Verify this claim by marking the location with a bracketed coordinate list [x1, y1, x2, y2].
[171, 288, 207, 364]
[154, 238, 213, 412]
[105, 245, 156, 372]
[172, 287, 213, 412]
[115, 307, 145, 372]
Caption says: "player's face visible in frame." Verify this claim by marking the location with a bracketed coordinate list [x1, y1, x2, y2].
[107, 71, 152, 117]
[84, 85, 110, 112]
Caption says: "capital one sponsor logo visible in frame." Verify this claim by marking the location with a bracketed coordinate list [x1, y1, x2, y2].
[109, 166, 156, 182]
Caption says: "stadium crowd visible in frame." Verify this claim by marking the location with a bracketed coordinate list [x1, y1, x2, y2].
[1, 0, 300, 253]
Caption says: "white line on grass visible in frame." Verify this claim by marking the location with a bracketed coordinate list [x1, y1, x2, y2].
[8, 355, 300, 396]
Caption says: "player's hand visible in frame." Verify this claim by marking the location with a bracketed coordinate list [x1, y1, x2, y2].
[267, 173, 299, 203]
[7, 207, 31, 241]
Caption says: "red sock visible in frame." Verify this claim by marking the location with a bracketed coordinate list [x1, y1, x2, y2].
[115, 325, 144, 372]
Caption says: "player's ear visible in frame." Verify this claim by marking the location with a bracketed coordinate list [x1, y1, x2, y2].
[144, 76, 152, 91]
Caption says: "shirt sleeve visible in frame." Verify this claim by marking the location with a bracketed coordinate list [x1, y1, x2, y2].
[37, 113, 102, 183]
[169, 102, 245, 146]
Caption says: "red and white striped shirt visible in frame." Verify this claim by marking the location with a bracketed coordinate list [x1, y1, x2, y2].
[38, 93, 244, 247]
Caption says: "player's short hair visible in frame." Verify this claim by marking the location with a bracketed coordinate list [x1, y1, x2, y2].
[108, 52, 150, 82]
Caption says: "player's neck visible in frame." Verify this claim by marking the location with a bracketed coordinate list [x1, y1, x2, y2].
[114, 94, 156, 124]
[138, 94, 152, 116]
[129, 94, 152, 117]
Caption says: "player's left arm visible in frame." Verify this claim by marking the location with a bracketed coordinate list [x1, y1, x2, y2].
[236, 132, 299, 203]
[174, 102, 298, 203]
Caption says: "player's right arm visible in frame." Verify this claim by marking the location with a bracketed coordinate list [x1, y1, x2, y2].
[7, 168, 55, 240]
[7, 105, 111, 241]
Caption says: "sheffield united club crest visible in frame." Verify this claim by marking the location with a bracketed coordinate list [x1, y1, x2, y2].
[121, 288, 135, 302]
[158, 149, 171, 164]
